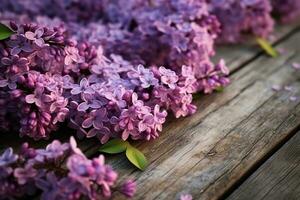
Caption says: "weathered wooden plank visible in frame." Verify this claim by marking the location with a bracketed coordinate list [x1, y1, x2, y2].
[101, 29, 300, 200]
[227, 131, 300, 200]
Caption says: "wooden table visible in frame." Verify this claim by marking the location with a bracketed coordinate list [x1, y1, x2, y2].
[1, 23, 300, 200]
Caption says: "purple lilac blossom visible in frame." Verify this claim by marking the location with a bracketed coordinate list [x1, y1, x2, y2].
[0, 137, 136, 199]
[272, 0, 300, 23]
[209, 0, 275, 43]
[0, 1, 230, 143]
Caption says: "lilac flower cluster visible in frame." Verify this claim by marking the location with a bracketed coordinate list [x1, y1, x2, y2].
[0, 1, 230, 142]
[209, 0, 275, 43]
[0, 22, 71, 138]
[272, 0, 300, 23]
[0, 137, 136, 199]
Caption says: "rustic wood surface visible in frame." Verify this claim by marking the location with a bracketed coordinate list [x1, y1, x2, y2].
[227, 131, 300, 200]
[1, 24, 300, 200]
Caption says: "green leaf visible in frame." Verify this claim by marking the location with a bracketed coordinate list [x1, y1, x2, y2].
[0, 23, 14, 40]
[215, 86, 224, 93]
[256, 37, 278, 58]
[99, 139, 128, 154]
[126, 145, 148, 170]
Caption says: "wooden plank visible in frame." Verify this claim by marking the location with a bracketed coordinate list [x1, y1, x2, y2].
[100, 29, 300, 200]
[227, 131, 300, 200]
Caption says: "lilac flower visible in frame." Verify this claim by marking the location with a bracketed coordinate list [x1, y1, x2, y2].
[25, 86, 47, 107]
[128, 65, 159, 88]
[70, 78, 93, 95]
[0, 148, 18, 167]
[210, 0, 274, 43]
[0, 137, 135, 199]
[6, 35, 32, 55]
[64, 46, 84, 65]
[153, 105, 167, 132]
[14, 166, 37, 185]
[159, 66, 179, 89]
[292, 62, 300, 70]
[120, 179, 136, 198]
[77, 93, 104, 112]
[35, 140, 69, 162]
[25, 28, 47, 47]
[272, 0, 300, 23]
[180, 194, 193, 200]
[102, 86, 127, 108]
[82, 108, 108, 129]
[1, 55, 29, 73]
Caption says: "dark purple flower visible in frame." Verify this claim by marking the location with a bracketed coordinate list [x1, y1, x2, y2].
[1, 55, 29, 73]
[7, 35, 32, 55]
[14, 166, 37, 185]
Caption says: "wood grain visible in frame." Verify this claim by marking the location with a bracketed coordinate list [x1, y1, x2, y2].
[102, 29, 300, 200]
[227, 131, 300, 200]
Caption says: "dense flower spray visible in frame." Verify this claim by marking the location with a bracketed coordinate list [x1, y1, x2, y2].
[0, 0, 230, 143]
[0, 137, 136, 199]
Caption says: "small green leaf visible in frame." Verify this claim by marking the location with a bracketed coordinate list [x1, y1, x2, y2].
[215, 86, 224, 93]
[126, 145, 147, 170]
[99, 139, 128, 154]
[256, 37, 278, 58]
[0, 23, 14, 40]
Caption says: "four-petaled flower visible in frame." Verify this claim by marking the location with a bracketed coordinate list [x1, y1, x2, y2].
[70, 78, 93, 95]
[7, 35, 32, 55]
[25, 28, 47, 47]
[64, 46, 84, 65]
[159, 66, 179, 89]
[77, 93, 104, 111]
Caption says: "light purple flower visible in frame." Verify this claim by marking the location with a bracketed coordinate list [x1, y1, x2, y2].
[180, 194, 193, 200]
[77, 93, 104, 112]
[128, 65, 159, 88]
[70, 78, 93, 95]
[25, 28, 47, 47]
[82, 108, 109, 129]
[159, 66, 178, 89]
[25, 86, 48, 107]
[35, 140, 69, 162]
[64, 46, 84, 65]
[0, 148, 18, 167]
